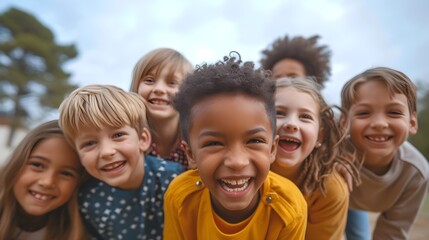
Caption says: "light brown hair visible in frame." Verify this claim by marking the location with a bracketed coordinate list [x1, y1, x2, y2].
[59, 84, 148, 145]
[130, 48, 193, 93]
[276, 77, 360, 195]
[341, 67, 417, 114]
[0, 120, 86, 240]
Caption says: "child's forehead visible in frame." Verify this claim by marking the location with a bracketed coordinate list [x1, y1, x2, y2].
[75, 124, 131, 137]
[193, 93, 264, 110]
[189, 93, 271, 126]
[276, 85, 313, 97]
[352, 80, 410, 106]
[277, 85, 319, 103]
[32, 137, 82, 169]
[354, 79, 395, 97]
[150, 61, 190, 76]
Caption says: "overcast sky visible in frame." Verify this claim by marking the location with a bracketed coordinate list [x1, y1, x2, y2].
[1, 0, 428, 109]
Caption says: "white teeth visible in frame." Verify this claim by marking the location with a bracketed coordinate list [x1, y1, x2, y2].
[31, 191, 53, 200]
[220, 178, 250, 192]
[151, 100, 169, 105]
[222, 178, 250, 185]
[103, 161, 124, 170]
[368, 136, 388, 142]
[282, 138, 300, 143]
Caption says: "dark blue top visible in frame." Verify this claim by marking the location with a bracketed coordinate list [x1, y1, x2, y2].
[78, 155, 185, 240]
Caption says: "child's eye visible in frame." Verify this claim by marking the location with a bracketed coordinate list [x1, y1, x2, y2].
[300, 113, 313, 120]
[168, 80, 179, 86]
[202, 141, 222, 148]
[29, 161, 45, 170]
[388, 111, 403, 117]
[61, 171, 77, 178]
[248, 138, 266, 144]
[112, 132, 126, 138]
[355, 111, 369, 117]
[81, 140, 96, 149]
[143, 78, 154, 84]
[276, 110, 286, 117]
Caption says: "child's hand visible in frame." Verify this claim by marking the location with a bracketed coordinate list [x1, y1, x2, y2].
[335, 163, 353, 192]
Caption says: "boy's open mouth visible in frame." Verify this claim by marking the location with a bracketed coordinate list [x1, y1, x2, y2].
[366, 136, 392, 142]
[101, 161, 126, 171]
[219, 177, 252, 192]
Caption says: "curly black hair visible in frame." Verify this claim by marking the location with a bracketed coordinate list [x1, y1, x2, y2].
[173, 52, 276, 143]
[260, 35, 331, 86]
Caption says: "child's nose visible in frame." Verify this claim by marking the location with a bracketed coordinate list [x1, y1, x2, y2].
[285, 122, 298, 132]
[370, 115, 389, 129]
[153, 81, 167, 95]
[224, 147, 249, 170]
[38, 171, 56, 188]
[100, 141, 116, 158]
[279, 117, 299, 132]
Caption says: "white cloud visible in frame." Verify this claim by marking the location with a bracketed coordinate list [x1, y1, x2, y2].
[1, 0, 428, 106]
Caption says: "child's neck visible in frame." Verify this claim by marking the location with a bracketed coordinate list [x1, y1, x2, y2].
[149, 116, 179, 157]
[363, 153, 394, 175]
[212, 192, 260, 224]
[17, 208, 48, 232]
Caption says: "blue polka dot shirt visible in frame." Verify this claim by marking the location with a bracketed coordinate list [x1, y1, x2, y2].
[78, 155, 184, 240]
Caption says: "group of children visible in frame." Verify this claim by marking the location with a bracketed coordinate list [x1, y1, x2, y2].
[0, 35, 428, 240]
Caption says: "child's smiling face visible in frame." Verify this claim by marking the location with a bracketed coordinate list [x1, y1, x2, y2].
[137, 64, 187, 121]
[74, 125, 151, 190]
[14, 137, 81, 217]
[185, 93, 278, 222]
[274, 86, 321, 174]
[348, 80, 417, 170]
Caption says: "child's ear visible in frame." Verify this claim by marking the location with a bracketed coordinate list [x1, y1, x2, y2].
[139, 128, 152, 152]
[269, 135, 279, 164]
[182, 141, 197, 168]
[317, 127, 324, 147]
[409, 111, 418, 135]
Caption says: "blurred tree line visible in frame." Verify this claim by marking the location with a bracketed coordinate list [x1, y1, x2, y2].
[410, 82, 429, 161]
[0, 7, 428, 162]
[0, 7, 78, 147]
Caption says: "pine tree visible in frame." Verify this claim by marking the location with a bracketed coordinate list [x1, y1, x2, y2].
[0, 7, 78, 147]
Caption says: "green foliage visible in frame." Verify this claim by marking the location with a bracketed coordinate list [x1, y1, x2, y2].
[0, 7, 78, 146]
[409, 81, 429, 160]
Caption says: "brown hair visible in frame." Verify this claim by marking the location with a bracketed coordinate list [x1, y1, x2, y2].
[0, 120, 86, 240]
[276, 77, 360, 196]
[341, 67, 417, 113]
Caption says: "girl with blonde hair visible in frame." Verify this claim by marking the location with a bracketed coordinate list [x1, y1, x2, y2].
[130, 48, 193, 168]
